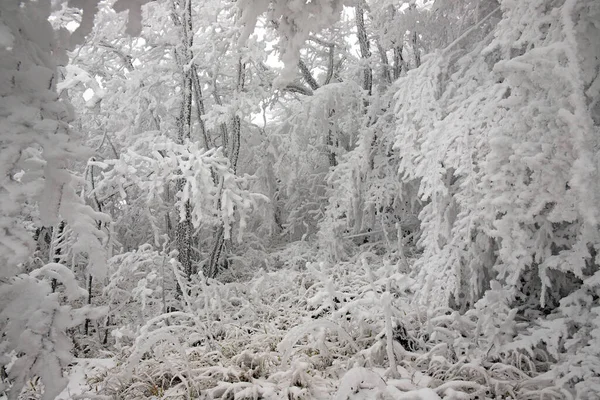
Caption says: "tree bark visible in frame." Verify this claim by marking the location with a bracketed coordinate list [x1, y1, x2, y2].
[355, 2, 372, 96]
[393, 45, 404, 80]
[207, 57, 246, 278]
[173, 0, 195, 279]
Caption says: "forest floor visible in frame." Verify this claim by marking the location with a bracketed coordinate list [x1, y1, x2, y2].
[56, 359, 116, 399]
[43, 253, 554, 400]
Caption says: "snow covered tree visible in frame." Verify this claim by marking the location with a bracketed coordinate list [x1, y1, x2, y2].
[3, 0, 599, 398]
[0, 0, 159, 396]
[0, 0, 112, 397]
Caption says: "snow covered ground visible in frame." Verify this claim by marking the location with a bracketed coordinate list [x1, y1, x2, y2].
[0, 359, 115, 400]
[56, 358, 115, 400]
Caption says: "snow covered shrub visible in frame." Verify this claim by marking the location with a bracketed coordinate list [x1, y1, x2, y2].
[97, 267, 306, 398]
[89, 250, 578, 399]
[505, 270, 600, 399]
[318, 84, 424, 262]
[0, 264, 107, 400]
[102, 245, 181, 348]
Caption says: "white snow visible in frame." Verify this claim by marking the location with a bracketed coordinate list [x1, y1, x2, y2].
[56, 359, 116, 400]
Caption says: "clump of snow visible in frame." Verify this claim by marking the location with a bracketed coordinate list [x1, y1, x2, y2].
[0, 21, 13, 50]
[56, 359, 116, 400]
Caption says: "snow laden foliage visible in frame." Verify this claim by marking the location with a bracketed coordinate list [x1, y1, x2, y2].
[1, 1, 110, 398]
[0, 0, 107, 280]
[272, 81, 364, 242]
[4, 0, 600, 398]
[367, 0, 599, 397]
[388, 0, 600, 308]
[236, 0, 351, 84]
[87, 255, 566, 399]
[0, 265, 107, 400]
[96, 138, 266, 248]
[314, 0, 599, 397]
[102, 245, 181, 349]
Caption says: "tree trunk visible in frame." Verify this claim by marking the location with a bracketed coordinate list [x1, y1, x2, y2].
[173, 0, 195, 279]
[207, 57, 246, 278]
[355, 2, 372, 96]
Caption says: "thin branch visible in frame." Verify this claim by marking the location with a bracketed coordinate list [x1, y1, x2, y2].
[307, 35, 336, 47]
[190, 63, 212, 149]
[211, 76, 230, 152]
[283, 83, 313, 96]
[443, 6, 501, 55]
[97, 41, 135, 71]
[298, 59, 320, 91]
[324, 44, 335, 86]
